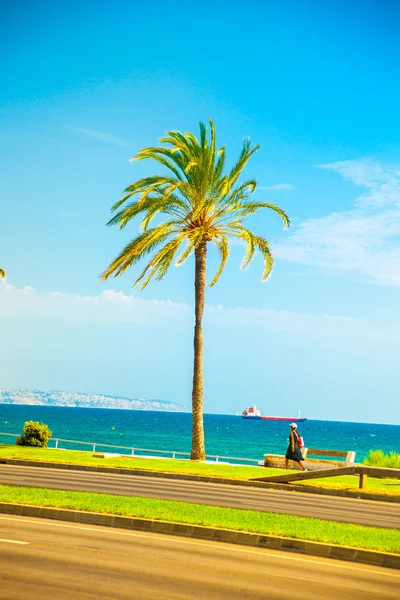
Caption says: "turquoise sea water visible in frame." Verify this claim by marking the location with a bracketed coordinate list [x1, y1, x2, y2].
[0, 405, 399, 462]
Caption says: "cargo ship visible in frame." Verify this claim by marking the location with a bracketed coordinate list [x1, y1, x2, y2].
[242, 405, 307, 422]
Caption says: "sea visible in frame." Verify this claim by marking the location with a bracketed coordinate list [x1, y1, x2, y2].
[0, 405, 399, 463]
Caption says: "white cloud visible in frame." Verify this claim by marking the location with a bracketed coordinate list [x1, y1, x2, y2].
[0, 282, 398, 341]
[274, 160, 400, 287]
[0, 283, 189, 325]
[72, 127, 129, 147]
[259, 183, 296, 191]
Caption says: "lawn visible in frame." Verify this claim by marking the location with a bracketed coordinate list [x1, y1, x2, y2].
[0, 444, 283, 479]
[1, 444, 399, 496]
[0, 484, 399, 554]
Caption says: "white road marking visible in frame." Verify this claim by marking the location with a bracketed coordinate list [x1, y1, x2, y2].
[0, 538, 29, 545]
[0, 515, 398, 577]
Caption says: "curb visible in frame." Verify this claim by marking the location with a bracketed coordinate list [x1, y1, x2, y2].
[2, 458, 400, 504]
[0, 502, 398, 570]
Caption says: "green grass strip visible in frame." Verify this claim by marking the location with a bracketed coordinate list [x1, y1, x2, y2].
[0, 445, 283, 480]
[1, 445, 400, 496]
[0, 484, 399, 554]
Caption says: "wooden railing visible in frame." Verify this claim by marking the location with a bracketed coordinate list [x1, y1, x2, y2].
[252, 465, 400, 490]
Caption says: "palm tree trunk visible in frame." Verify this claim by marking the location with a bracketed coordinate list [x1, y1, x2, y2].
[191, 241, 207, 460]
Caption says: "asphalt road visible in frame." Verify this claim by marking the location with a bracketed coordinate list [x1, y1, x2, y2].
[0, 514, 398, 600]
[1, 463, 400, 528]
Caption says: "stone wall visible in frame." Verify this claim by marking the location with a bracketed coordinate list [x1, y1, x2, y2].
[264, 453, 351, 471]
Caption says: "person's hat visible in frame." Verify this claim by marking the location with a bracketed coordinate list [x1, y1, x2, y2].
[290, 423, 297, 428]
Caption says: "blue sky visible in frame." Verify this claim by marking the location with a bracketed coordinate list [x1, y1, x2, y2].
[1, 0, 400, 423]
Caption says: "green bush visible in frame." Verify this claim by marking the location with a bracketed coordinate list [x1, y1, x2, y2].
[364, 449, 400, 469]
[16, 421, 52, 448]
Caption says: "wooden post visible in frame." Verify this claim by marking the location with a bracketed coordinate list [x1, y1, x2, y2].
[346, 451, 356, 463]
[359, 473, 367, 489]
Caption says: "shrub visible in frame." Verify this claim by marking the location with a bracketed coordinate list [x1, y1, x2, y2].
[364, 449, 400, 469]
[16, 421, 52, 448]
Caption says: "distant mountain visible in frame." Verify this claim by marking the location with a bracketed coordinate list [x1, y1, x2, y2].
[0, 388, 187, 413]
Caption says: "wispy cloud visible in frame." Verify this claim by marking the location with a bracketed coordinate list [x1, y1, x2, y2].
[259, 183, 296, 191]
[72, 127, 129, 147]
[274, 160, 400, 287]
[0, 284, 188, 325]
[1, 282, 398, 340]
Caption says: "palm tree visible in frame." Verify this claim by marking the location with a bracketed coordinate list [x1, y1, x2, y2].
[0, 269, 5, 280]
[101, 119, 290, 460]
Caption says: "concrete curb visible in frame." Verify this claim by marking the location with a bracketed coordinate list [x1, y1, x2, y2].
[0, 502, 398, 570]
[2, 458, 400, 503]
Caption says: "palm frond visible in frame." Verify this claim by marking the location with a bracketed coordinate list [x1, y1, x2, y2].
[140, 196, 188, 231]
[221, 224, 274, 280]
[209, 235, 230, 286]
[132, 148, 187, 181]
[253, 202, 291, 229]
[100, 221, 179, 280]
[235, 226, 257, 270]
[175, 239, 196, 266]
[225, 138, 260, 193]
[213, 146, 226, 183]
[135, 236, 185, 290]
[254, 235, 274, 281]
